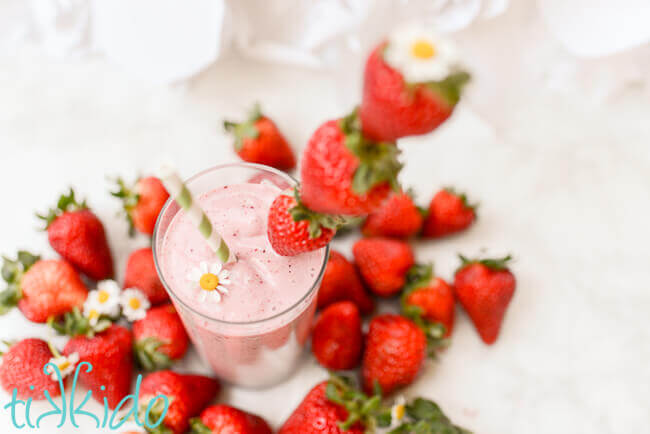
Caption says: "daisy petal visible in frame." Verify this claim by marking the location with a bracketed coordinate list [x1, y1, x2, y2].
[210, 262, 222, 275]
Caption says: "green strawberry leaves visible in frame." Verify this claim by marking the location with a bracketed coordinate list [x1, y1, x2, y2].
[341, 111, 403, 195]
[289, 188, 348, 239]
[424, 71, 471, 107]
[389, 398, 472, 434]
[134, 337, 173, 372]
[401, 264, 450, 357]
[47, 307, 112, 338]
[223, 103, 263, 151]
[0, 251, 40, 315]
[326, 375, 392, 432]
[458, 254, 512, 272]
[36, 188, 88, 228]
[189, 418, 213, 434]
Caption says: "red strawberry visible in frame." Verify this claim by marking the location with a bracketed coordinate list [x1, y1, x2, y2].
[123, 247, 169, 305]
[422, 188, 476, 238]
[133, 304, 189, 371]
[352, 238, 414, 297]
[38, 189, 114, 280]
[190, 405, 272, 434]
[0, 252, 88, 323]
[317, 250, 374, 314]
[63, 325, 133, 408]
[224, 104, 296, 170]
[112, 176, 169, 236]
[279, 376, 388, 434]
[362, 314, 426, 395]
[267, 189, 339, 256]
[454, 255, 516, 344]
[362, 191, 423, 238]
[402, 264, 455, 339]
[359, 43, 470, 142]
[311, 302, 362, 370]
[0, 339, 61, 400]
[300, 112, 402, 216]
[140, 371, 220, 434]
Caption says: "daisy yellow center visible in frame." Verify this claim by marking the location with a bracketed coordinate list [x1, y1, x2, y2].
[394, 404, 405, 420]
[128, 297, 141, 310]
[97, 290, 110, 303]
[199, 273, 219, 291]
[411, 39, 436, 59]
[58, 361, 71, 371]
[88, 309, 99, 319]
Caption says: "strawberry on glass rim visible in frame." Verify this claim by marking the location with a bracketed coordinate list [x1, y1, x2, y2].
[360, 25, 470, 143]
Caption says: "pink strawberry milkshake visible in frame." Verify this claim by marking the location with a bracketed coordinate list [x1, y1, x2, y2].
[153, 164, 328, 387]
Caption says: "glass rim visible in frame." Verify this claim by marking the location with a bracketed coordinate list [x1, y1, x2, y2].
[152, 162, 330, 327]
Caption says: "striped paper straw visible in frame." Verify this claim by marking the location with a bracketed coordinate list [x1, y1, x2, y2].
[159, 165, 234, 264]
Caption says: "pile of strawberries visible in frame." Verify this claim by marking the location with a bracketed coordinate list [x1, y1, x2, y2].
[0, 32, 517, 434]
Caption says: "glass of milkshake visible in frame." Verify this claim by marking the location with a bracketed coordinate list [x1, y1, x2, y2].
[152, 163, 329, 388]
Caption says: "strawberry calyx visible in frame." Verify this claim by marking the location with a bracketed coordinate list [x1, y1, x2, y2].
[189, 418, 212, 434]
[0, 340, 15, 357]
[110, 177, 140, 236]
[444, 187, 478, 213]
[458, 254, 512, 272]
[421, 70, 471, 107]
[325, 374, 392, 432]
[389, 397, 472, 434]
[36, 188, 88, 229]
[0, 251, 40, 315]
[48, 307, 112, 338]
[223, 103, 263, 151]
[340, 110, 402, 195]
[134, 337, 172, 372]
[401, 264, 450, 356]
[288, 188, 347, 239]
[139, 396, 173, 434]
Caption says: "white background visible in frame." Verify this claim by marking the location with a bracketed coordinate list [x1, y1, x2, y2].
[1, 1, 650, 433]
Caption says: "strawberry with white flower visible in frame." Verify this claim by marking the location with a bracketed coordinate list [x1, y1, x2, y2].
[120, 288, 150, 322]
[187, 261, 231, 303]
[360, 24, 470, 142]
[389, 395, 407, 429]
[46, 343, 79, 382]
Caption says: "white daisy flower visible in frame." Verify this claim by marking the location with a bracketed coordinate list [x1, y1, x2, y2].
[120, 288, 150, 322]
[84, 280, 121, 320]
[384, 25, 460, 83]
[46, 352, 79, 382]
[187, 261, 232, 303]
[389, 395, 407, 429]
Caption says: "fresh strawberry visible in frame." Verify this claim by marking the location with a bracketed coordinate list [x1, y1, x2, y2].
[0, 339, 61, 400]
[190, 405, 272, 434]
[224, 104, 296, 170]
[0, 252, 88, 323]
[140, 370, 220, 434]
[63, 325, 133, 408]
[359, 43, 470, 142]
[300, 112, 402, 216]
[399, 265, 454, 358]
[352, 238, 414, 297]
[362, 191, 423, 238]
[362, 314, 426, 395]
[317, 250, 374, 314]
[311, 302, 362, 370]
[422, 188, 476, 238]
[38, 189, 114, 280]
[247, 171, 291, 190]
[454, 255, 516, 345]
[123, 247, 169, 305]
[267, 189, 340, 256]
[133, 304, 189, 371]
[279, 376, 390, 434]
[112, 176, 169, 236]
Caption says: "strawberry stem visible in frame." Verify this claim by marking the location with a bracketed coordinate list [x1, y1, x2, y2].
[36, 189, 88, 229]
[135, 337, 172, 372]
[110, 177, 140, 237]
[458, 254, 512, 272]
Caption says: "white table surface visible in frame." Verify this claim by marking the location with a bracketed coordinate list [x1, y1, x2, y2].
[1, 37, 650, 434]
